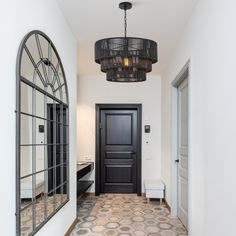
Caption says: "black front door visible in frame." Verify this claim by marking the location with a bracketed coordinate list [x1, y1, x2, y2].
[96, 104, 141, 194]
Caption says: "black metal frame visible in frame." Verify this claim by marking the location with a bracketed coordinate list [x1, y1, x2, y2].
[95, 104, 142, 196]
[16, 30, 69, 236]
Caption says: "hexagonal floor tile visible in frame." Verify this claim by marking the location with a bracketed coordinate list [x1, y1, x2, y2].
[146, 226, 160, 234]
[75, 228, 91, 235]
[119, 219, 132, 225]
[132, 222, 146, 230]
[133, 230, 147, 236]
[79, 221, 94, 228]
[158, 223, 172, 230]
[91, 225, 106, 233]
[108, 216, 121, 222]
[132, 216, 145, 222]
[83, 215, 97, 222]
[104, 229, 118, 236]
[106, 222, 120, 229]
[118, 225, 134, 234]
[118, 234, 132, 236]
[95, 217, 109, 226]
[144, 218, 157, 225]
[159, 230, 176, 236]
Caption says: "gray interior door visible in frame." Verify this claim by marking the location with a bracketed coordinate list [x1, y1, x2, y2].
[177, 77, 189, 229]
[100, 109, 138, 193]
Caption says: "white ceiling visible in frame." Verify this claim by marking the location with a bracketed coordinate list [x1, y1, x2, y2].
[57, 0, 198, 76]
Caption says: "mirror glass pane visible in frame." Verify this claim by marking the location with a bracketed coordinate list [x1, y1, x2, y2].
[25, 34, 40, 64]
[35, 65, 46, 90]
[35, 118, 45, 145]
[38, 35, 49, 62]
[20, 206, 33, 235]
[17, 31, 69, 236]
[36, 146, 45, 172]
[20, 176, 33, 209]
[20, 146, 32, 177]
[35, 173, 46, 228]
[35, 197, 45, 228]
[36, 91, 45, 119]
[21, 49, 35, 83]
[55, 88, 61, 100]
[47, 85, 54, 96]
[58, 66, 64, 85]
[62, 83, 67, 104]
[20, 114, 32, 145]
[51, 46, 59, 71]
[21, 82, 33, 115]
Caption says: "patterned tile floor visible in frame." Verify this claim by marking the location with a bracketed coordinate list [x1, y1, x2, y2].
[71, 194, 187, 236]
[21, 194, 67, 235]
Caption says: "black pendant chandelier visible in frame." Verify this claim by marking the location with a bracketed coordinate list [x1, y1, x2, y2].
[95, 2, 158, 82]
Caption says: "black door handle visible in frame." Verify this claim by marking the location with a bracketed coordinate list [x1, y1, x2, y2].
[175, 159, 179, 163]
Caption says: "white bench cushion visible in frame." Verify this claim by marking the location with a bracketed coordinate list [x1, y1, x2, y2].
[145, 179, 165, 190]
[144, 179, 165, 199]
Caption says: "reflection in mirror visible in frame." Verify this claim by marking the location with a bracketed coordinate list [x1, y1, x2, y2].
[35, 91, 45, 118]
[21, 49, 35, 84]
[20, 114, 32, 145]
[16, 31, 69, 236]
[21, 82, 33, 114]
[20, 147, 32, 177]
[36, 146, 45, 172]
[35, 119, 45, 145]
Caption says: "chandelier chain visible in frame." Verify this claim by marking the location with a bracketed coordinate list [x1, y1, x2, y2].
[124, 8, 127, 38]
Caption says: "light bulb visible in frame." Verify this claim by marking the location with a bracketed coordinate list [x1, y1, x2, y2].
[124, 57, 129, 66]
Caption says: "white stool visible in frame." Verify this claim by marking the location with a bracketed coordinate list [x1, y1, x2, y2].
[144, 179, 165, 204]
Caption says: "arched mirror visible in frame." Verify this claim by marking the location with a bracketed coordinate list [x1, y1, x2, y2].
[16, 30, 69, 235]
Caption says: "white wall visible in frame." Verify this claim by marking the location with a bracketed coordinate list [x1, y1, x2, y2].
[161, 0, 236, 235]
[0, 1, 77, 235]
[77, 74, 162, 192]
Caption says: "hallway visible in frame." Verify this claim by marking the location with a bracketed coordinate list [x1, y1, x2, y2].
[1, 1, 236, 236]
[71, 194, 187, 236]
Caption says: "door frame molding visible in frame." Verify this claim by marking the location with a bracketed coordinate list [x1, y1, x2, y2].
[95, 104, 142, 196]
[171, 60, 192, 233]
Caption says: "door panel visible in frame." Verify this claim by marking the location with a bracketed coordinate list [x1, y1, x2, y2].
[106, 114, 132, 145]
[177, 78, 188, 229]
[106, 151, 133, 159]
[106, 165, 132, 183]
[100, 109, 138, 193]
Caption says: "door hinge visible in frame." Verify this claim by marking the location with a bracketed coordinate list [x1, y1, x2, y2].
[99, 123, 102, 129]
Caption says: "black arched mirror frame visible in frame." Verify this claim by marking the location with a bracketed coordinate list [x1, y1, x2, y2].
[16, 30, 69, 235]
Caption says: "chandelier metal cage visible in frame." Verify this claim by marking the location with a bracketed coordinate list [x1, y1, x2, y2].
[95, 2, 158, 82]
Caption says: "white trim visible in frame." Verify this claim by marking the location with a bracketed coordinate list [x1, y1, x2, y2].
[171, 60, 192, 234]
[171, 60, 190, 87]
[188, 60, 193, 236]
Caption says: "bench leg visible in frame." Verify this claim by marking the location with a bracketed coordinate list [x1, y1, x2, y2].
[147, 198, 150, 204]
[160, 198, 163, 205]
